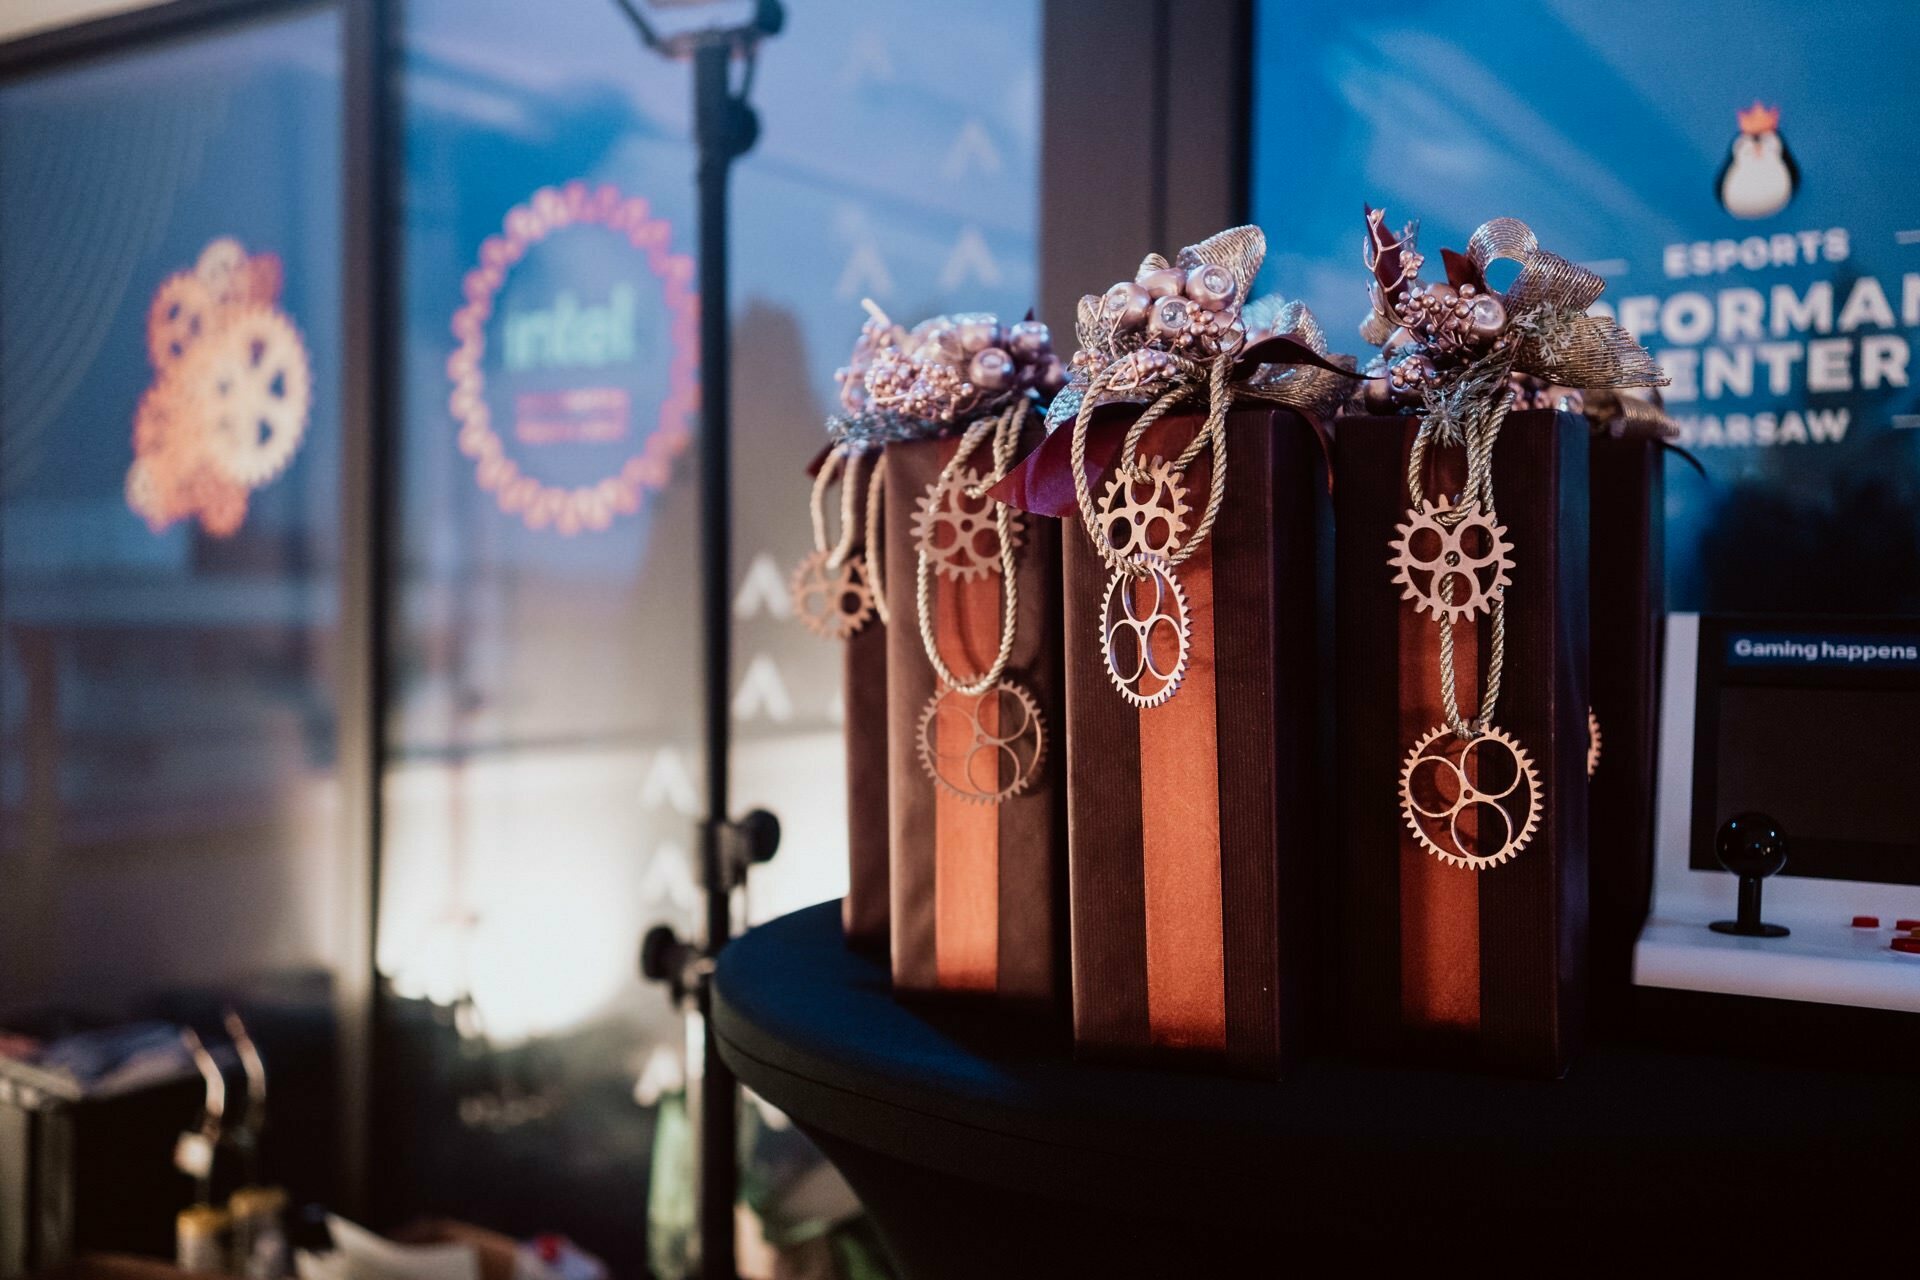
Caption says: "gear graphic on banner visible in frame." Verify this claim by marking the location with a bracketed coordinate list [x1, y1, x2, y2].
[192, 307, 312, 487]
[125, 237, 309, 539]
[147, 275, 216, 371]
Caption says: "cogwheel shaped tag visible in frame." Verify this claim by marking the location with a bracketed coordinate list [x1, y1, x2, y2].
[1399, 724, 1543, 870]
[1587, 706, 1602, 779]
[188, 306, 313, 488]
[148, 273, 218, 371]
[790, 549, 875, 640]
[916, 679, 1047, 804]
[1389, 495, 1513, 624]
[195, 237, 252, 304]
[1097, 456, 1191, 560]
[911, 465, 1019, 582]
[1099, 552, 1191, 708]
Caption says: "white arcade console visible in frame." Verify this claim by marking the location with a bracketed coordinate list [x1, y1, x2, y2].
[1633, 613, 1920, 1013]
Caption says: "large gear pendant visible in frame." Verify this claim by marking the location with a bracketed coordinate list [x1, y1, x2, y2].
[189, 306, 313, 488]
[1099, 551, 1190, 708]
[916, 679, 1046, 805]
[1389, 495, 1513, 624]
[1096, 455, 1190, 560]
[911, 465, 1018, 582]
[790, 549, 875, 640]
[1399, 723, 1543, 870]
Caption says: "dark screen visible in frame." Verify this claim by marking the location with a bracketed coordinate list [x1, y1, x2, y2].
[1713, 685, 1920, 881]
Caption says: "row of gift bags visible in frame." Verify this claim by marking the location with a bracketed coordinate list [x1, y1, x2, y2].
[807, 404, 1664, 1080]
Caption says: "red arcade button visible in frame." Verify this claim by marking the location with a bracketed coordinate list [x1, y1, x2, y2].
[1897, 919, 1920, 932]
[1892, 937, 1920, 955]
[1852, 916, 1881, 928]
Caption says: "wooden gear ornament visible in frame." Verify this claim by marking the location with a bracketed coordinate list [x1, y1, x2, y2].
[1093, 455, 1196, 708]
[790, 549, 876, 641]
[911, 402, 1047, 804]
[791, 444, 887, 641]
[1050, 225, 1357, 711]
[1365, 207, 1661, 870]
[1388, 494, 1513, 625]
[1389, 431, 1546, 871]
[915, 678, 1047, 806]
[1400, 724, 1543, 870]
[911, 462, 1020, 583]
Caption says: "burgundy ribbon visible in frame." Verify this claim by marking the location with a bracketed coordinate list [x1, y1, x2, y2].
[986, 401, 1133, 517]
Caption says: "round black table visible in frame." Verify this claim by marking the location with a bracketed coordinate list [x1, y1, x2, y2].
[714, 902, 1920, 1276]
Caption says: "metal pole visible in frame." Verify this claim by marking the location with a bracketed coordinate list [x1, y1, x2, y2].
[338, 0, 394, 1222]
[693, 38, 739, 1280]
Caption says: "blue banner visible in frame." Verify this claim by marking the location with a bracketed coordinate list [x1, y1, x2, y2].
[1250, 0, 1920, 616]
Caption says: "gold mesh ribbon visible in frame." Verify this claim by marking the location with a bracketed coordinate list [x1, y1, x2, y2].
[1388, 216, 1667, 743]
[1419, 217, 1664, 446]
[1062, 329, 1347, 573]
[1047, 227, 1352, 569]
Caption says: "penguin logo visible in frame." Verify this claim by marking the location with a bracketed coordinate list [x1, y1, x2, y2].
[1717, 101, 1798, 220]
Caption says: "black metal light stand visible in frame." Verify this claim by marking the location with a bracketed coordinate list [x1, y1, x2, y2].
[616, 3, 783, 1278]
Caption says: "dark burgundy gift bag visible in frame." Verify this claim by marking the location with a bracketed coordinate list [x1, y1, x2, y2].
[1336, 410, 1592, 1078]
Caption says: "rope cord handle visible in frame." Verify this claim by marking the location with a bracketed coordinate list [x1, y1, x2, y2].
[865, 453, 890, 626]
[1068, 352, 1235, 575]
[810, 446, 870, 570]
[810, 442, 889, 623]
[1406, 374, 1517, 739]
[807, 446, 844, 554]
[915, 400, 1027, 696]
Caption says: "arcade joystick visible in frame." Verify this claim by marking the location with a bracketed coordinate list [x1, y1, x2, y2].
[1709, 811, 1791, 938]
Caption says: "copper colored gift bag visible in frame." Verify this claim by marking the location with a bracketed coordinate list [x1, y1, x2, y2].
[1058, 406, 1325, 1076]
[1335, 410, 1591, 1078]
[882, 424, 1066, 1010]
[1587, 423, 1667, 1017]
[792, 447, 893, 952]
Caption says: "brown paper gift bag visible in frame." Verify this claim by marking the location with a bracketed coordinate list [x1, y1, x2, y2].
[882, 421, 1066, 1010]
[1335, 409, 1591, 1078]
[1053, 405, 1326, 1075]
[839, 458, 892, 950]
[1588, 423, 1668, 1018]
[792, 447, 892, 951]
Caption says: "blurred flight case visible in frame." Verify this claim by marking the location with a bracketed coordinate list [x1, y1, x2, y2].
[0, 1059, 199, 1278]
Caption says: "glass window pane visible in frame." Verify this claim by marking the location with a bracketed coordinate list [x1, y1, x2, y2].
[0, 8, 344, 1026]
[381, 1, 1039, 1271]
[0, 5, 348, 1221]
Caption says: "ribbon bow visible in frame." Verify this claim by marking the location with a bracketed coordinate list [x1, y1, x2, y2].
[995, 226, 1354, 517]
[1357, 208, 1665, 434]
[825, 302, 1063, 454]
